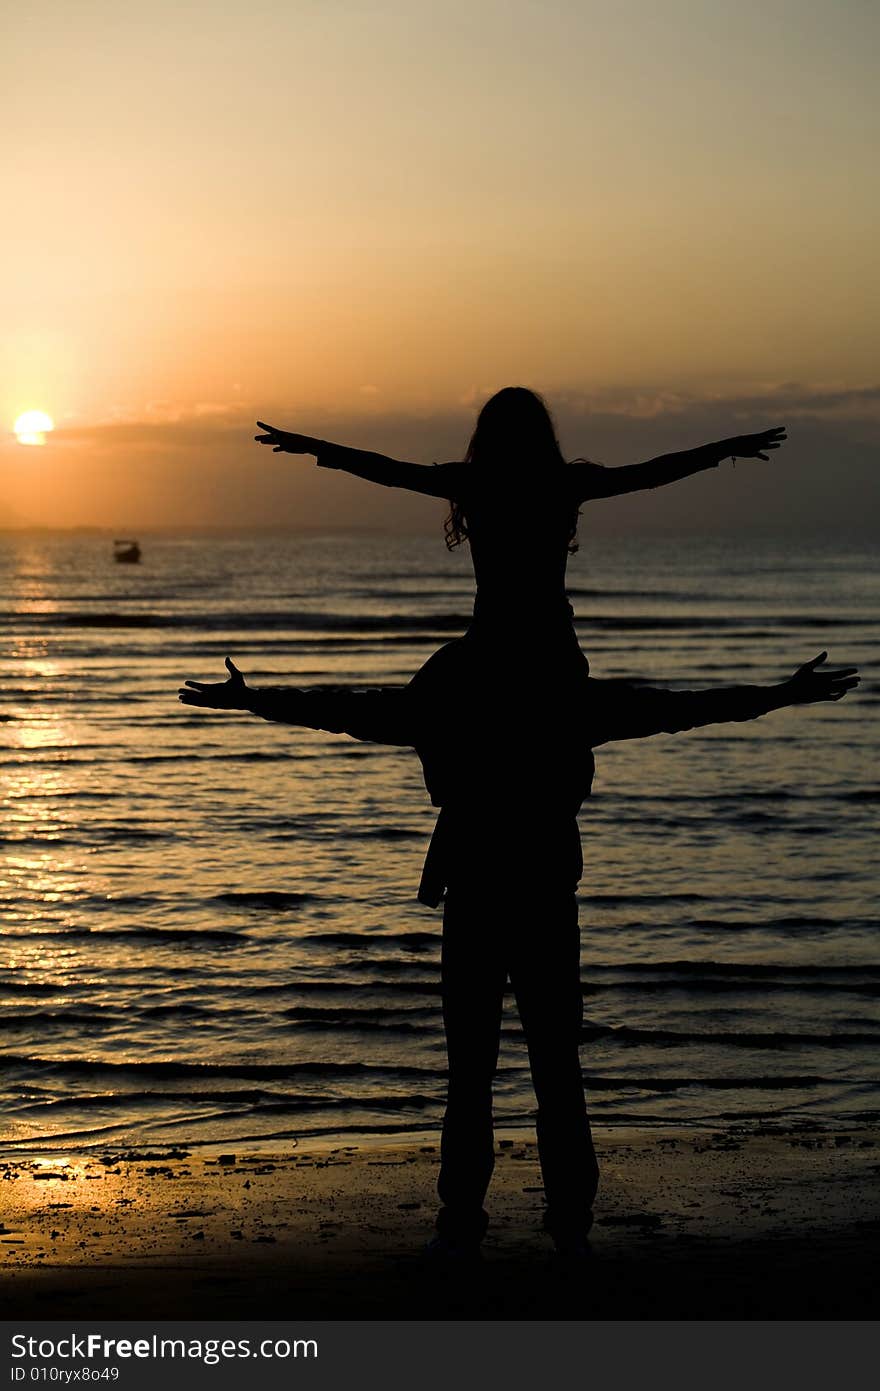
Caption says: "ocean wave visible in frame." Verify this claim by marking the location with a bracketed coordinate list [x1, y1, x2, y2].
[3, 1004, 220, 1027]
[591, 1025, 880, 1049]
[0, 926, 251, 945]
[95, 926, 251, 944]
[2, 1010, 121, 1030]
[214, 890, 320, 909]
[603, 916, 880, 935]
[279, 1017, 428, 1033]
[4, 606, 876, 634]
[8, 1088, 440, 1113]
[299, 931, 438, 949]
[0, 1118, 450, 1152]
[7, 1105, 875, 1154]
[239, 972, 880, 998]
[6, 610, 470, 633]
[138, 1003, 236, 1018]
[0, 982, 85, 997]
[0, 1054, 438, 1080]
[0, 828, 177, 848]
[589, 978, 880, 995]
[581, 892, 713, 906]
[0, 1056, 862, 1097]
[585, 961, 880, 977]
[257, 961, 440, 980]
[580, 1074, 848, 1091]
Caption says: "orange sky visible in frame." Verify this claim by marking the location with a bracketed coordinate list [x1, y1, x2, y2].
[2, 0, 878, 528]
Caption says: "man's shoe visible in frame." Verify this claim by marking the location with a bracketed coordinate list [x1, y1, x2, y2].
[424, 1233, 484, 1273]
[550, 1232, 594, 1276]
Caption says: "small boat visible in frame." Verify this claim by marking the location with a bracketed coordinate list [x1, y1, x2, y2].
[114, 539, 141, 564]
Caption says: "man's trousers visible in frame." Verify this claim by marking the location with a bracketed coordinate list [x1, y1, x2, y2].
[436, 887, 599, 1242]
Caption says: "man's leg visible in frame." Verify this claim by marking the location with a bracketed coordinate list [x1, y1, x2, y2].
[436, 888, 507, 1245]
[509, 892, 599, 1242]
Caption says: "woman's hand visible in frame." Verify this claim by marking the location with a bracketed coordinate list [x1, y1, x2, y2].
[254, 422, 319, 454]
[721, 426, 788, 461]
[782, 652, 860, 705]
[179, 657, 250, 710]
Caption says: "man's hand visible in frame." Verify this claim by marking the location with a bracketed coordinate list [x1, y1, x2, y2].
[783, 652, 860, 705]
[719, 426, 787, 461]
[179, 657, 250, 710]
[254, 422, 318, 454]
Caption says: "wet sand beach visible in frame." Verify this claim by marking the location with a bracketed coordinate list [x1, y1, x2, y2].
[2, 1124, 878, 1320]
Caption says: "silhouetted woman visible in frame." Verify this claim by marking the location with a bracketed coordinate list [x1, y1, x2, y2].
[255, 388, 786, 700]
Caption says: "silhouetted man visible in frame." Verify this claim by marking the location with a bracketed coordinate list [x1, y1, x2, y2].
[180, 650, 858, 1261]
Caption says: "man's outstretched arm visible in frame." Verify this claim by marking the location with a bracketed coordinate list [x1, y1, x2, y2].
[589, 653, 859, 747]
[178, 658, 416, 746]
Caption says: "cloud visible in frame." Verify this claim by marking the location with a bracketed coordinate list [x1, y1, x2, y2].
[5, 383, 876, 531]
[552, 382, 880, 422]
[48, 414, 244, 450]
[39, 379, 880, 460]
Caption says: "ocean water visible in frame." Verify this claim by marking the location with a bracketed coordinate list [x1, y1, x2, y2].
[0, 529, 877, 1156]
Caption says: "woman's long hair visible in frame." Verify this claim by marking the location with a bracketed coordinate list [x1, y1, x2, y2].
[444, 386, 581, 552]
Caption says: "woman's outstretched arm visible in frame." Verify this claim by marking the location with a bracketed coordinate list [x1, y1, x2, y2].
[572, 426, 787, 502]
[254, 422, 460, 499]
[179, 658, 417, 745]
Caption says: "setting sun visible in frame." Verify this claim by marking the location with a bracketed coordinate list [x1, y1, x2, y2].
[13, 409, 54, 446]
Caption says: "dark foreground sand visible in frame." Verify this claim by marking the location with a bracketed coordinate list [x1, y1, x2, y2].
[2, 1125, 878, 1320]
